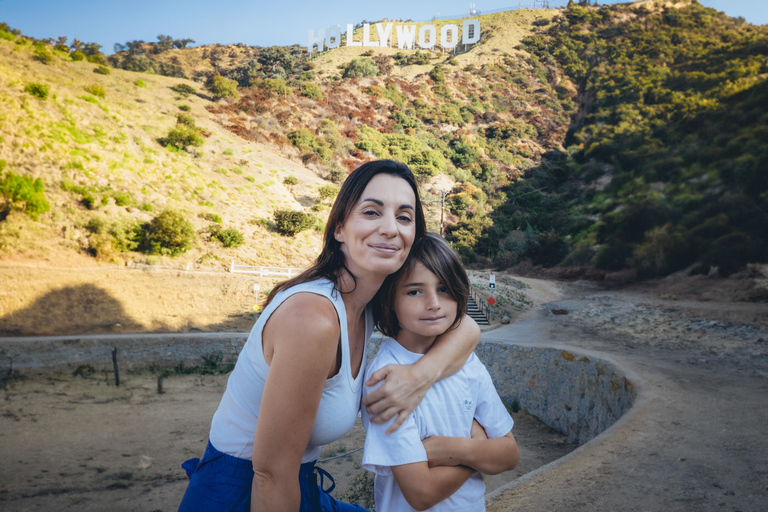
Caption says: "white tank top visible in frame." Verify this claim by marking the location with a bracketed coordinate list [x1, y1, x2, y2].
[209, 279, 371, 463]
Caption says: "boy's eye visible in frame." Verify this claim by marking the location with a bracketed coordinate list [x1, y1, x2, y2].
[406, 289, 420, 296]
[438, 286, 448, 293]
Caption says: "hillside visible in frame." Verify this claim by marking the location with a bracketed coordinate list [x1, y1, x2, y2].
[1, 2, 767, 282]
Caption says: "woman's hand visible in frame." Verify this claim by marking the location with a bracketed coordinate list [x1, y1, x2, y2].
[364, 315, 480, 434]
[363, 362, 433, 435]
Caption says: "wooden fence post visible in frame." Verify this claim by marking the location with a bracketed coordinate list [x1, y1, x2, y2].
[112, 347, 120, 387]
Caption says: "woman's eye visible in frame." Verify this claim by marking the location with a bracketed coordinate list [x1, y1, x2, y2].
[406, 289, 420, 296]
[397, 214, 413, 223]
[362, 210, 378, 217]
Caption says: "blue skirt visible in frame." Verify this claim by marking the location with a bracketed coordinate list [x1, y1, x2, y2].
[178, 441, 370, 512]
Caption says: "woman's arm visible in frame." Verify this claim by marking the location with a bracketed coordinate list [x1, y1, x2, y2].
[250, 294, 341, 512]
[422, 430, 519, 476]
[390, 462, 476, 511]
[363, 315, 480, 434]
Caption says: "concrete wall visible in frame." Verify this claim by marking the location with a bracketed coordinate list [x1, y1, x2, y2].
[475, 341, 635, 445]
[2, 335, 634, 445]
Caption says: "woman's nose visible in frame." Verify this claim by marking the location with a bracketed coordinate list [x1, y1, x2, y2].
[378, 212, 397, 236]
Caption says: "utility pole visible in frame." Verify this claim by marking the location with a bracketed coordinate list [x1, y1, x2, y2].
[440, 190, 446, 236]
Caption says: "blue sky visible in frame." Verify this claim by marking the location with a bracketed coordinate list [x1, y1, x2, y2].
[1, 1, 765, 54]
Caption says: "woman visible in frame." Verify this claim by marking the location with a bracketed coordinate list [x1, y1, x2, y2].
[178, 160, 480, 512]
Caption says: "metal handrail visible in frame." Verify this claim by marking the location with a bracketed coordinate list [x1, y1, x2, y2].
[469, 288, 491, 322]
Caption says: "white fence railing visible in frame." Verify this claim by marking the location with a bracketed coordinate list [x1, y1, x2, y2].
[230, 261, 304, 278]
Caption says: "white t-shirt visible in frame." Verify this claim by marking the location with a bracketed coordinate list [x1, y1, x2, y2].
[209, 279, 370, 463]
[362, 338, 514, 512]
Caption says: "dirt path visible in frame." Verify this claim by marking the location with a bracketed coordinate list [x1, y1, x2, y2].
[0, 370, 575, 511]
[484, 282, 768, 512]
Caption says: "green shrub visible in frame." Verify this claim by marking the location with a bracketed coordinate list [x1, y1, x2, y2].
[23, 82, 49, 100]
[210, 226, 245, 248]
[112, 191, 134, 207]
[206, 75, 239, 99]
[135, 79, 146, 87]
[176, 113, 196, 127]
[261, 78, 290, 95]
[70, 51, 85, 61]
[198, 212, 222, 223]
[93, 65, 111, 75]
[160, 124, 203, 149]
[139, 209, 195, 256]
[300, 82, 323, 100]
[178, 104, 191, 111]
[283, 175, 299, 189]
[429, 65, 446, 83]
[0, 169, 50, 221]
[274, 209, 314, 236]
[318, 184, 339, 203]
[171, 83, 196, 96]
[84, 84, 105, 98]
[33, 44, 53, 64]
[342, 57, 377, 78]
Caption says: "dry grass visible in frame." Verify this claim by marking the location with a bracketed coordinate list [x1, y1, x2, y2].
[0, 37, 332, 269]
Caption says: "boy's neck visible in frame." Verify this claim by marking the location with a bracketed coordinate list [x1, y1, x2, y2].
[394, 330, 438, 355]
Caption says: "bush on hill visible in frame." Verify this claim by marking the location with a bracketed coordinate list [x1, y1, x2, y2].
[139, 209, 196, 256]
[343, 57, 377, 79]
[273, 209, 314, 236]
[206, 75, 239, 99]
[0, 166, 50, 221]
[23, 82, 49, 100]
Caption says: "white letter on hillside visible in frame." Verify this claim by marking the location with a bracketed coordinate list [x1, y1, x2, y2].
[419, 25, 436, 49]
[346, 24, 361, 46]
[307, 28, 324, 54]
[326, 25, 341, 49]
[396, 25, 416, 50]
[441, 24, 459, 48]
[376, 23, 393, 48]
[363, 23, 378, 47]
[462, 19, 480, 45]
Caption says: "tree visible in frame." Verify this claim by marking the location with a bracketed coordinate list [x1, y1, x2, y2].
[205, 75, 239, 100]
[140, 209, 195, 256]
[343, 57, 378, 79]
[283, 175, 299, 194]
[174, 38, 195, 49]
[257, 47, 296, 75]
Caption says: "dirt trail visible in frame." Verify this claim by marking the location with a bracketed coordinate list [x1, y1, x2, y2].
[484, 280, 768, 512]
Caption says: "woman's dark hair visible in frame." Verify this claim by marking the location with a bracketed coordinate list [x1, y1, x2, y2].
[265, 160, 426, 306]
[374, 232, 469, 338]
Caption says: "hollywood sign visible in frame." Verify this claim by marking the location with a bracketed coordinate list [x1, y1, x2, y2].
[307, 20, 481, 54]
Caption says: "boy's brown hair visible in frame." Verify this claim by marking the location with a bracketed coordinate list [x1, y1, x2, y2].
[374, 232, 469, 339]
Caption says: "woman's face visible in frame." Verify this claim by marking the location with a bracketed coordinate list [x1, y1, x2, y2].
[334, 173, 417, 279]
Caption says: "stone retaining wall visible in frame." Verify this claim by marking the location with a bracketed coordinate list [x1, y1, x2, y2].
[2, 335, 634, 444]
[476, 341, 635, 445]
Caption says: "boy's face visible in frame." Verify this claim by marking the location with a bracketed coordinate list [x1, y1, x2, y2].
[393, 261, 458, 348]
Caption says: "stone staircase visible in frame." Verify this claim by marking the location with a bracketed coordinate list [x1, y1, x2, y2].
[467, 294, 489, 325]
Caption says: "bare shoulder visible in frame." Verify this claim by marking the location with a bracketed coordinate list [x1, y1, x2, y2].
[264, 292, 341, 352]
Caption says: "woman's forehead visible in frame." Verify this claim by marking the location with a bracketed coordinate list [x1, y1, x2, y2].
[358, 174, 416, 204]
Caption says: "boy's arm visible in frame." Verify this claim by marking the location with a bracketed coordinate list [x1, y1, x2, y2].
[422, 430, 519, 476]
[390, 462, 476, 512]
[364, 315, 480, 434]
